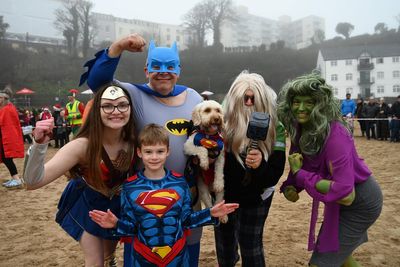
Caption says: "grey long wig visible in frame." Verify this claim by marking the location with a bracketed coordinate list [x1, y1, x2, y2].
[223, 70, 277, 167]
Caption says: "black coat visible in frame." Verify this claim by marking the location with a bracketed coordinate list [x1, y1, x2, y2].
[223, 150, 285, 207]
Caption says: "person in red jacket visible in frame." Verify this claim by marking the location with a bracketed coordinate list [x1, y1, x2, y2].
[0, 87, 24, 189]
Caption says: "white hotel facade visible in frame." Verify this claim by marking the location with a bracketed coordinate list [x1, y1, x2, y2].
[316, 44, 400, 100]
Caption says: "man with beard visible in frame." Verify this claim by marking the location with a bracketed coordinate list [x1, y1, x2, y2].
[214, 71, 286, 266]
[80, 33, 203, 266]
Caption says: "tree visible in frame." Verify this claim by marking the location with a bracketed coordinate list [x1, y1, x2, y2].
[54, 0, 95, 57]
[205, 0, 236, 47]
[183, 2, 211, 47]
[374, 23, 388, 34]
[78, 0, 95, 58]
[0, 16, 10, 41]
[55, 0, 80, 57]
[335, 22, 354, 39]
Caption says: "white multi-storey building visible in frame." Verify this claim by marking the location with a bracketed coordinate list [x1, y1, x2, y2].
[221, 6, 325, 50]
[92, 13, 191, 49]
[221, 6, 278, 49]
[281, 15, 325, 49]
[316, 44, 400, 99]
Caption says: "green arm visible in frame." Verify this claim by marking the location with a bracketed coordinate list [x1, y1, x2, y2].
[315, 179, 355, 206]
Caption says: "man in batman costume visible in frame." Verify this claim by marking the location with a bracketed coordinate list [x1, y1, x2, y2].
[80, 33, 204, 266]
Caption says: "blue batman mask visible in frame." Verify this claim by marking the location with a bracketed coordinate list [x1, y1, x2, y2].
[147, 40, 181, 75]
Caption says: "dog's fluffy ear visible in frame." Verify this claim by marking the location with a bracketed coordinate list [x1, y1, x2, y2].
[191, 103, 202, 126]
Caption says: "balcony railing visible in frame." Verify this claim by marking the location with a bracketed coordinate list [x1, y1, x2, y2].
[357, 62, 374, 70]
[358, 77, 375, 85]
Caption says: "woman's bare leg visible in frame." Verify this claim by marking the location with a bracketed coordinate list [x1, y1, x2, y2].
[80, 231, 104, 267]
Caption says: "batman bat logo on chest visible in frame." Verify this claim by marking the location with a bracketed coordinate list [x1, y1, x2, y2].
[165, 119, 190, 136]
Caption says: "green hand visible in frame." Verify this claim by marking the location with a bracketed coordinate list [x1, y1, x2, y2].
[288, 153, 303, 174]
[283, 185, 299, 202]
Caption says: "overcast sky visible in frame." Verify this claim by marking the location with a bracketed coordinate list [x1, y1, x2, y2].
[92, 0, 399, 39]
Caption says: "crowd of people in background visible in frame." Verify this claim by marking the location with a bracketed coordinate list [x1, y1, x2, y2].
[343, 93, 400, 142]
[1, 90, 86, 189]
[15, 91, 86, 148]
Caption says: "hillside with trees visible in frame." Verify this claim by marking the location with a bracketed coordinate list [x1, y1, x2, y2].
[1, 10, 399, 106]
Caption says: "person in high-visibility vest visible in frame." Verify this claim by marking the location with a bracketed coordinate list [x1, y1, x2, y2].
[65, 91, 85, 136]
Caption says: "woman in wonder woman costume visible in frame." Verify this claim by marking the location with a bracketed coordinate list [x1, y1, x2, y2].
[24, 83, 136, 266]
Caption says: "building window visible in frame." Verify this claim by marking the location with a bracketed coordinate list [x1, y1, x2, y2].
[377, 71, 384, 79]
[333, 88, 338, 95]
[176, 35, 180, 41]
[346, 73, 353, 80]
[345, 59, 352, 65]
[105, 26, 110, 32]
[377, 86, 384, 93]
[393, 85, 400, 92]
[167, 34, 170, 41]
[393, 57, 399, 63]
[393, 70, 400, 78]
[346, 87, 353, 94]
[331, 74, 338, 81]
[376, 58, 384, 64]
[330, 60, 337, 66]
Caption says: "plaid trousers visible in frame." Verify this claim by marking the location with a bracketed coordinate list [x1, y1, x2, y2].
[214, 194, 274, 267]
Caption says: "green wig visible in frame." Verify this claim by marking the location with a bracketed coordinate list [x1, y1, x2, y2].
[277, 72, 347, 155]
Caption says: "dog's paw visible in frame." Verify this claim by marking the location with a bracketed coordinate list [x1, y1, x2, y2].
[219, 215, 228, 224]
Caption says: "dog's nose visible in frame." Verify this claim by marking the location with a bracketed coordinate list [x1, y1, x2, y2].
[212, 117, 221, 124]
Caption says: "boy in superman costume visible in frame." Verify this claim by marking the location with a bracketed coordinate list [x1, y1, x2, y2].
[90, 124, 238, 266]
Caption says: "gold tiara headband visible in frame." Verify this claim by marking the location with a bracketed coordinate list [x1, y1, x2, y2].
[101, 86, 127, 100]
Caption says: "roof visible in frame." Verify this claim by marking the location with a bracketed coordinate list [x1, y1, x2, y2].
[320, 44, 400, 60]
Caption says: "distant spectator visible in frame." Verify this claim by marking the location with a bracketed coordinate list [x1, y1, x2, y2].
[65, 91, 85, 136]
[362, 97, 379, 140]
[340, 93, 355, 117]
[376, 98, 390, 141]
[39, 107, 53, 121]
[0, 87, 24, 189]
[21, 109, 33, 144]
[55, 109, 68, 148]
[52, 103, 62, 148]
[389, 95, 400, 142]
[355, 98, 366, 137]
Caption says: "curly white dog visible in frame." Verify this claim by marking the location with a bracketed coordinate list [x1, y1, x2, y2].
[184, 100, 227, 223]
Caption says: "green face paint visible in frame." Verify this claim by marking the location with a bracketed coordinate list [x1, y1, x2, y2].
[291, 95, 315, 124]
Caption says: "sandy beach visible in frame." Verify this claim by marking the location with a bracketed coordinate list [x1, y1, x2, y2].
[1, 129, 399, 266]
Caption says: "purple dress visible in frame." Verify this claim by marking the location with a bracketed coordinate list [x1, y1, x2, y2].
[280, 121, 372, 252]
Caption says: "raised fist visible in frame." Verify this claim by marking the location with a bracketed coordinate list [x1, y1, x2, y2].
[33, 118, 54, 144]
